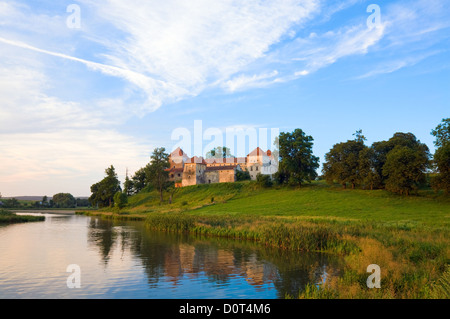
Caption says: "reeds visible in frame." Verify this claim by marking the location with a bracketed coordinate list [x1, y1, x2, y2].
[0, 209, 45, 223]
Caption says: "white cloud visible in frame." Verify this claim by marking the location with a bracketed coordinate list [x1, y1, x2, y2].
[224, 70, 280, 92]
[0, 46, 152, 196]
[357, 51, 442, 79]
[78, 0, 321, 112]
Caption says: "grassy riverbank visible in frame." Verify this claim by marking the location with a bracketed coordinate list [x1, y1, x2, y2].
[77, 181, 450, 299]
[0, 209, 45, 223]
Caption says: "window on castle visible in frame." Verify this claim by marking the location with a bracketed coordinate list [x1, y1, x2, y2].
[250, 166, 253, 171]
[256, 166, 258, 171]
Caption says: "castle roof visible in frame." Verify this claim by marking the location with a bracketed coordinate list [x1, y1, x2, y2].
[170, 147, 185, 156]
[247, 147, 267, 157]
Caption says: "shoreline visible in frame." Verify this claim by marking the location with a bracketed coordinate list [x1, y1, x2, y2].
[12, 210, 77, 215]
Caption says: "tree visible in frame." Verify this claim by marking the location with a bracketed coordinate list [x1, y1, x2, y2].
[113, 191, 128, 209]
[206, 146, 234, 159]
[277, 129, 320, 186]
[431, 143, 450, 194]
[431, 119, 450, 194]
[383, 146, 429, 196]
[353, 129, 367, 143]
[131, 166, 150, 194]
[42, 196, 48, 207]
[358, 147, 382, 190]
[146, 148, 170, 203]
[76, 198, 90, 207]
[323, 139, 367, 189]
[52, 193, 76, 208]
[89, 165, 122, 208]
[370, 132, 430, 189]
[256, 173, 273, 188]
[166, 182, 178, 204]
[431, 118, 450, 148]
[236, 169, 251, 181]
[124, 169, 134, 196]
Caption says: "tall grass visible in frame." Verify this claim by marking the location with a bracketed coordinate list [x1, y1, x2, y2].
[145, 212, 449, 299]
[0, 209, 45, 223]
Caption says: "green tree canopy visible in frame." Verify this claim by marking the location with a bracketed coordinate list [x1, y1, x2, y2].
[52, 193, 76, 208]
[206, 146, 235, 159]
[431, 119, 450, 194]
[323, 139, 367, 189]
[123, 170, 134, 196]
[89, 165, 122, 208]
[277, 129, 319, 186]
[146, 148, 170, 203]
[113, 191, 128, 209]
[358, 147, 382, 190]
[431, 118, 450, 148]
[383, 145, 429, 196]
[131, 165, 151, 194]
[370, 132, 430, 188]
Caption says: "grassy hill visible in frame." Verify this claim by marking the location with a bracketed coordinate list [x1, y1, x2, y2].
[80, 181, 450, 298]
[109, 181, 449, 227]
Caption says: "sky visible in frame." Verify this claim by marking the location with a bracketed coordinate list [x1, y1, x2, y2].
[0, 0, 449, 197]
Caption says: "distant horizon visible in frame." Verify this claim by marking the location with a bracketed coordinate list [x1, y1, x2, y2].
[1, 196, 90, 200]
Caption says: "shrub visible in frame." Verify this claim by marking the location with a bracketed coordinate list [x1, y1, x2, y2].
[113, 191, 128, 209]
[256, 173, 273, 188]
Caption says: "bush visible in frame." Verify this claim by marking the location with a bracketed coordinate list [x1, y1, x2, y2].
[256, 173, 273, 188]
[113, 191, 128, 209]
[236, 170, 251, 181]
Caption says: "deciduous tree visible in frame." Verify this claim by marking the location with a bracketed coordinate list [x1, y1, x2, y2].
[431, 118, 450, 194]
[277, 129, 319, 186]
[52, 193, 76, 208]
[323, 139, 366, 189]
[383, 145, 429, 196]
[89, 165, 122, 208]
[146, 148, 170, 203]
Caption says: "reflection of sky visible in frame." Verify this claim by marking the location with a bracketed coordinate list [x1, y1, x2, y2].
[0, 215, 335, 299]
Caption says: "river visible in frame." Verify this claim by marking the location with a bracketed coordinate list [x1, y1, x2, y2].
[0, 212, 340, 299]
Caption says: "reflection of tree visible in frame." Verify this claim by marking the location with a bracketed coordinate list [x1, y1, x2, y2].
[86, 219, 341, 297]
[87, 218, 117, 265]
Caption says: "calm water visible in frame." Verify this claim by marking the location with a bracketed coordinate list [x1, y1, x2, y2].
[0, 213, 340, 299]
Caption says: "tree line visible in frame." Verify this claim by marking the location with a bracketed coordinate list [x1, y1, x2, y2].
[0, 193, 90, 209]
[89, 118, 449, 208]
[321, 119, 449, 195]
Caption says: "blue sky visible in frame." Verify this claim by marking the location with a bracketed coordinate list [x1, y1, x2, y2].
[0, 0, 449, 197]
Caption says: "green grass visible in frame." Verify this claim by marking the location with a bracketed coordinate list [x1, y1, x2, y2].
[78, 181, 450, 299]
[0, 209, 45, 223]
[107, 181, 449, 226]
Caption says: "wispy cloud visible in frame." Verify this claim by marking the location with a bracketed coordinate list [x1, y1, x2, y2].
[357, 51, 442, 79]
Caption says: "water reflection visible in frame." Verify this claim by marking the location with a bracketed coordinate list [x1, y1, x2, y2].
[87, 218, 340, 298]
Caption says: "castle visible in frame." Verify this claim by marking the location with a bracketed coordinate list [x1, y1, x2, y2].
[166, 147, 276, 187]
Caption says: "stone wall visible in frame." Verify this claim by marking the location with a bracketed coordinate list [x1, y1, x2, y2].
[182, 163, 206, 187]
